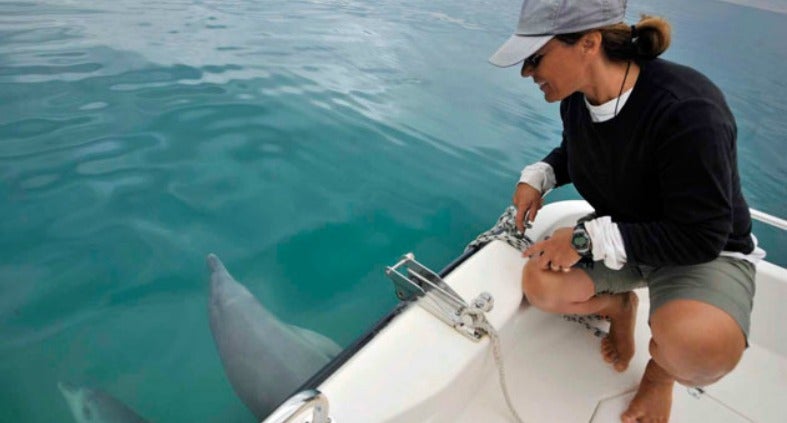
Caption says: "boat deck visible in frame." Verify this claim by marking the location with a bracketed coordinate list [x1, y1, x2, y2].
[452, 242, 785, 423]
[456, 280, 785, 422]
[318, 202, 786, 422]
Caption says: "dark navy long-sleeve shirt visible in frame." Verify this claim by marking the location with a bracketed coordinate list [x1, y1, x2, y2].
[543, 59, 754, 266]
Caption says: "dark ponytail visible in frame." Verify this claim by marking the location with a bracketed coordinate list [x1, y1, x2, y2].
[555, 15, 672, 62]
[630, 15, 672, 59]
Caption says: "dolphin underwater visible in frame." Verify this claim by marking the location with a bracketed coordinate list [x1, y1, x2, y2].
[58, 382, 148, 423]
[206, 253, 342, 419]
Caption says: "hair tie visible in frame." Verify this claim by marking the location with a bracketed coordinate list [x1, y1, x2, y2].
[630, 24, 638, 42]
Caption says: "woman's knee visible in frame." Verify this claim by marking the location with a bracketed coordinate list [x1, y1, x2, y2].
[649, 299, 746, 386]
[521, 259, 590, 312]
[521, 259, 559, 311]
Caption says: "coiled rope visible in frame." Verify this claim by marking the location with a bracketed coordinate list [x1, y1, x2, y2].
[463, 206, 612, 422]
[467, 206, 610, 338]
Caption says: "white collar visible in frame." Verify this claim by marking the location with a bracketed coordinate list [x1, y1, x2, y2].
[584, 87, 634, 123]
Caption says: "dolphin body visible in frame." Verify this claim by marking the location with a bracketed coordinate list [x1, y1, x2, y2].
[58, 382, 148, 423]
[206, 253, 341, 419]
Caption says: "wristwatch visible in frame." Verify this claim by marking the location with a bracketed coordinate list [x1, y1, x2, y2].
[571, 223, 593, 258]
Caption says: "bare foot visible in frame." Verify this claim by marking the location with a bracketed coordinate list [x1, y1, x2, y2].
[621, 359, 675, 423]
[601, 291, 638, 372]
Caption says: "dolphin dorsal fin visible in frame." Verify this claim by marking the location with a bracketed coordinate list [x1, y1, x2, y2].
[288, 324, 342, 358]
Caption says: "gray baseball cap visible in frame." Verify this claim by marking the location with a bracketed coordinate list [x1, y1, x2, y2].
[489, 0, 627, 68]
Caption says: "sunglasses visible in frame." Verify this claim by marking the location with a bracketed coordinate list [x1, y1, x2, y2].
[523, 52, 544, 69]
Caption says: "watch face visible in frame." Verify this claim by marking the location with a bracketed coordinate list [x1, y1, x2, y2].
[572, 228, 591, 254]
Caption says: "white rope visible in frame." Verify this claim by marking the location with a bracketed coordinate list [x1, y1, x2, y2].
[477, 321, 525, 423]
[465, 206, 617, 423]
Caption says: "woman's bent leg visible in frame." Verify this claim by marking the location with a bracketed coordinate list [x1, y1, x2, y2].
[521, 259, 639, 371]
[621, 298, 747, 423]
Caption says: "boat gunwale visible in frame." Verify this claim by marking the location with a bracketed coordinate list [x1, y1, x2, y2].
[286, 245, 486, 404]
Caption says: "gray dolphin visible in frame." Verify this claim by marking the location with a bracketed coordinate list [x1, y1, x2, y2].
[58, 382, 148, 423]
[206, 253, 341, 419]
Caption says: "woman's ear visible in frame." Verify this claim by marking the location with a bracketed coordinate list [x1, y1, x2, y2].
[581, 31, 602, 54]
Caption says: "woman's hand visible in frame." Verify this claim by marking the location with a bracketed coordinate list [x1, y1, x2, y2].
[513, 183, 544, 232]
[523, 227, 581, 272]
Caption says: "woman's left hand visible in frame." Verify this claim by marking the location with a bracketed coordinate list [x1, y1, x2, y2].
[523, 227, 581, 272]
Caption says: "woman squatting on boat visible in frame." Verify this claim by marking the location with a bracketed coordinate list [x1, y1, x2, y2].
[488, 0, 765, 421]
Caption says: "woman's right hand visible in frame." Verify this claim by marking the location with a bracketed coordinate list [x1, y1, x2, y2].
[513, 183, 543, 233]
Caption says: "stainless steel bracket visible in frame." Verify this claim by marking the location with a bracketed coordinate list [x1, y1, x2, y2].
[385, 253, 494, 342]
[261, 389, 331, 423]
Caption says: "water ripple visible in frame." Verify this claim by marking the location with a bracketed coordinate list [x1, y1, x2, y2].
[0, 62, 102, 77]
[0, 116, 93, 141]
[0, 26, 82, 44]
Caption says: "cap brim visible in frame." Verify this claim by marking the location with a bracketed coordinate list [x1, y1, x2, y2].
[489, 35, 553, 68]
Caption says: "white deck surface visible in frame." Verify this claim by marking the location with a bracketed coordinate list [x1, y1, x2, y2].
[452, 245, 786, 423]
[319, 201, 786, 422]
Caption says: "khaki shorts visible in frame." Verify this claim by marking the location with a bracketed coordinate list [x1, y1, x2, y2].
[579, 256, 756, 337]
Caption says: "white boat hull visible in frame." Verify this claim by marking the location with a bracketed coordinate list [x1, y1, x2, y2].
[308, 201, 786, 422]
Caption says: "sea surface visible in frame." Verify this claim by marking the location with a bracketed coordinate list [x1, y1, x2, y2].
[1, 0, 785, 421]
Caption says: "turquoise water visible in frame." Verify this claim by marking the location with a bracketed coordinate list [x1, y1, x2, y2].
[1, 0, 785, 421]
